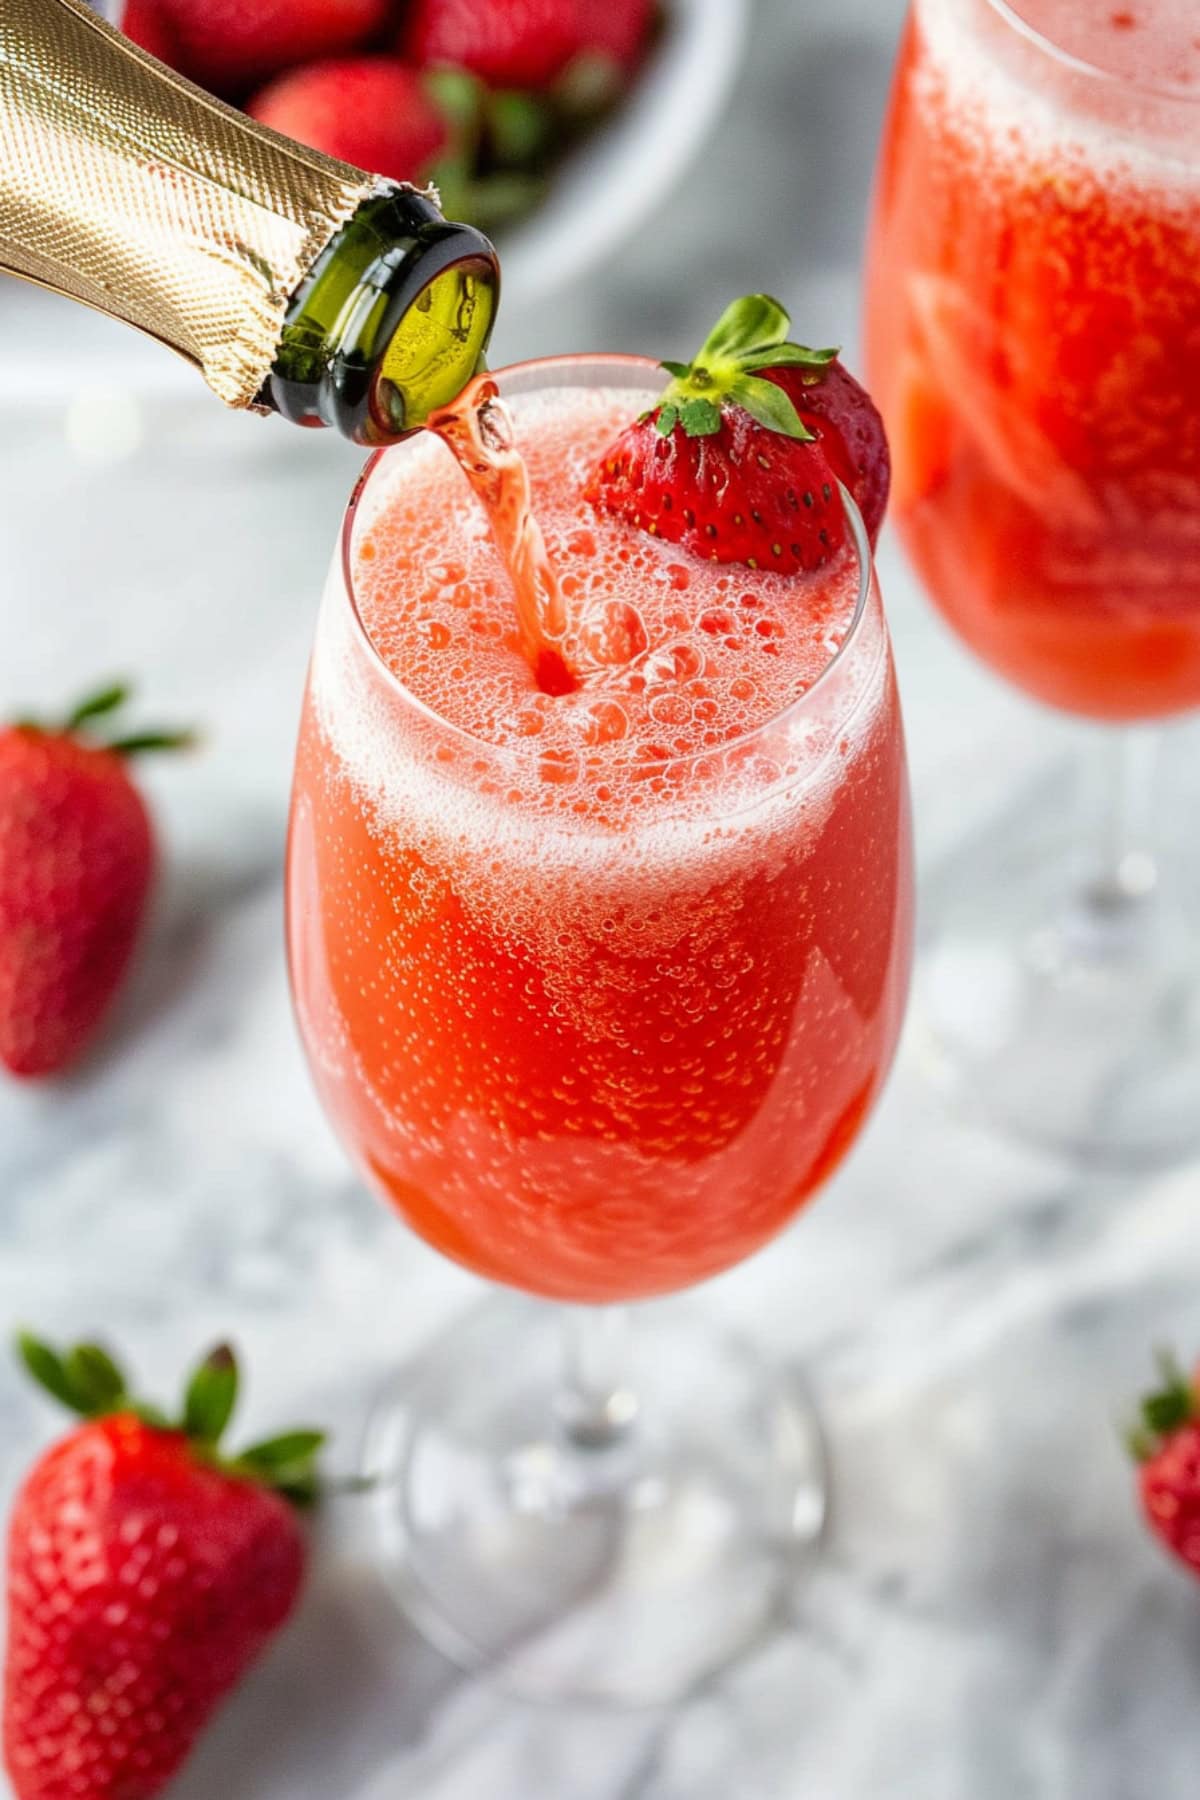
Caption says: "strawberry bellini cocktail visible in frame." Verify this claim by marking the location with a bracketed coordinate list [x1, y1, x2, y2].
[865, 0, 1200, 1165]
[291, 399, 905, 1306]
[868, 0, 1200, 722]
[287, 301, 912, 1700]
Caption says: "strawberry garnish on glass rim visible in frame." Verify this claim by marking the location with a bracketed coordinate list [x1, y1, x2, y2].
[585, 293, 890, 573]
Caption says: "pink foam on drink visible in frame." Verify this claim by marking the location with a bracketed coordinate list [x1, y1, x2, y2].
[1004, 0, 1200, 91]
[350, 383, 861, 773]
[916, 0, 1200, 199]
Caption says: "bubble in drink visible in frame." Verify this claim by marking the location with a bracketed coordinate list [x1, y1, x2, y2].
[644, 641, 706, 686]
[577, 599, 649, 668]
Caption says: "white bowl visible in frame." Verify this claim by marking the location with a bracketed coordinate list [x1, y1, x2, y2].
[0, 0, 747, 402]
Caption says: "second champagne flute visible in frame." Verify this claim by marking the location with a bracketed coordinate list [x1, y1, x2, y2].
[866, 0, 1200, 1164]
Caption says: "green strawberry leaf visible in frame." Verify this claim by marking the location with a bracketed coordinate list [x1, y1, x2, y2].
[655, 404, 679, 437]
[424, 67, 484, 142]
[739, 343, 839, 371]
[650, 295, 840, 445]
[66, 683, 131, 731]
[107, 729, 196, 756]
[183, 1345, 239, 1446]
[16, 1333, 88, 1414]
[728, 374, 814, 441]
[487, 90, 554, 167]
[679, 397, 722, 437]
[18, 1333, 127, 1419]
[1142, 1390, 1192, 1435]
[696, 294, 792, 366]
[66, 1343, 127, 1415]
[239, 1430, 326, 1508]
[239, 1430, 326, 1469]
[1137, 1347, 1198, 1441]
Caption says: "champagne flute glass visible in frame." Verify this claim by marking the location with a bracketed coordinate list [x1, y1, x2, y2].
[286, 354, 913, 1704]
[866, 0, 1200, 1165]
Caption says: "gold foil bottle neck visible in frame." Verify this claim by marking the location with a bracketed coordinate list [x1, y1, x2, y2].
[0, 0, 382, 408]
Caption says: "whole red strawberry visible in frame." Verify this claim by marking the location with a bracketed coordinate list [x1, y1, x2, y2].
[4, 1334, 323, 1800]
[247, 58, 450, 186]
[585, 294, 890, 575]
[1130, 1351, 1200, 1576]
[0, 685, 191, 1080]
[402, 0, 653, 92]
[156, 0, 389, 95]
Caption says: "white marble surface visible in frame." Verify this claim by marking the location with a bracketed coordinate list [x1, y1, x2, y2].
[4, 1, 1200, 1795]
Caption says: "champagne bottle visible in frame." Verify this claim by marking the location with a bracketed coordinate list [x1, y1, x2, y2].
[0, 0, 499, 443]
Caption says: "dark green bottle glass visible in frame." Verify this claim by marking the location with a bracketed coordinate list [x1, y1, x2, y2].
[0, 0, 500, 446]
[264, 187, 499, 445]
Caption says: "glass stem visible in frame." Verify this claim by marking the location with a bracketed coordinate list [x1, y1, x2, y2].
[555, 1307, 639, 1450]
[1090, 728, 1160, 907]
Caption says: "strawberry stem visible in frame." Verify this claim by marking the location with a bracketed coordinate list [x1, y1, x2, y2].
[654, 294, 840, 442]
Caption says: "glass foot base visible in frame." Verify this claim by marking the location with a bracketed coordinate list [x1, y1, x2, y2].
[362, 1298, 827, 1707]
[916, 769, 1200, 1169]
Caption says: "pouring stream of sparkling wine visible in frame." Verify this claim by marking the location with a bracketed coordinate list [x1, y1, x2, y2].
[429, 378, 579, 696]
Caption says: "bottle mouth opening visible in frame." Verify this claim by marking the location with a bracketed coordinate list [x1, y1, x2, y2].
[366, 251, 499, 443]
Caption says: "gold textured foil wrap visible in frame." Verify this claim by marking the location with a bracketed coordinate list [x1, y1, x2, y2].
[0, 0, 381, 408]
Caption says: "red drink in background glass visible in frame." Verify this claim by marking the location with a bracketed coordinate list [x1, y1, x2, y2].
[866, 0, 1200, 720]
[287, 358, 912, 1304]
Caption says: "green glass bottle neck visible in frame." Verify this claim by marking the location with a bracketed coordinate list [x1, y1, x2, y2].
[265, 187, 499, 446]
